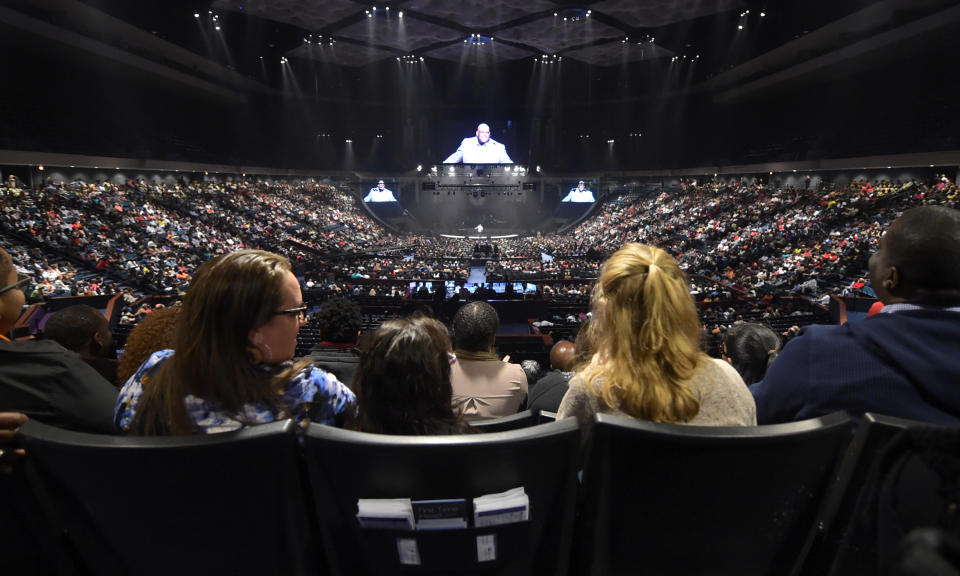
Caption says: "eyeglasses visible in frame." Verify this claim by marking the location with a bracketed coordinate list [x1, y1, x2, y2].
[0, 274, 31, 296]
[274, 305, 308, 322]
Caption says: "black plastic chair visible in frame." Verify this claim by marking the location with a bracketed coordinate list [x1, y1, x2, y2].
[799, 412, 918, 576]
[801, 413, 960, 576]
[577, 411, 853, 576]
[302, 418, 581, 576]
[537, 410, 557, 423]
[469, 409, 537, 432]
[18, 419, 318, 576]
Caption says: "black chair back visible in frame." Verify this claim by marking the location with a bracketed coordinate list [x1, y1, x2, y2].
[803, 414, 960, 576]
[469, 410, 537, 432]
[537, 410, 557, 423]
[578, 411, 853, 576]
[18, 419, 317, 576]
[302, 419, 580, 576]
[800, 412, 917, 575]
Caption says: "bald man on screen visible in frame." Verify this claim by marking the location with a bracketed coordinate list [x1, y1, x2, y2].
[444, 123, 513, 164]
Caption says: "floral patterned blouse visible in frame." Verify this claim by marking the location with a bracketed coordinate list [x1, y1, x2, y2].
[115, 349, 356, 434]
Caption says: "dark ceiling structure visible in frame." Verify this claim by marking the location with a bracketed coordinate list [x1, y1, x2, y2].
[1, 0, 959, 171]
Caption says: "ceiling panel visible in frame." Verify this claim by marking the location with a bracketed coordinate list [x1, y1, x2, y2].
[421, 39, 535, 64]
[211, 0, 362, 31]
[563, 40, 674, 66]
[589, 0, 745, 28]
[336, 12, 464, 52]
[494, 14, 625, 54]
[402, 0, 558, 29]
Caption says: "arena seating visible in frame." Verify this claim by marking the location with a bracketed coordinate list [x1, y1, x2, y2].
[12, 412, 957, 574]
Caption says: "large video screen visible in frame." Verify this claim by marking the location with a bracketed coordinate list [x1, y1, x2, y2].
[561, 179, 596, 203]
[442, 121, 515, 165]
[363, 178, 399, 203]
[554, 179, 597, 220]
[362, 178, 402, 219]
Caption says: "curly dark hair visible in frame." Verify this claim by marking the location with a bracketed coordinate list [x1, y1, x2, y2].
[316, 297, 362, 344]
[452, 301, 499, 352]
[117, 306, 182, 386]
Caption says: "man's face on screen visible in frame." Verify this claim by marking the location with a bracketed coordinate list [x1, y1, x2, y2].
[476, 125, 491, 144]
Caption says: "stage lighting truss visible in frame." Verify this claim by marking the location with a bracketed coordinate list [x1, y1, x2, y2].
[535, 54, 561, 64]
[365, 5, 396, 18]
[464, 34, 493, 45]
[555, 8, 591, 22]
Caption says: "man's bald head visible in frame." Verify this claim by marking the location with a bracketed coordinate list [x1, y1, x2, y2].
[550, 340, 577, 372]
[870, 205, 960, 304]
[476, 123, 491, 144]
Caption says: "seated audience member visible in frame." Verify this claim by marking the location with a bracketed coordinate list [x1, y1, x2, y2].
[450, 302, 528, 420]
[43, 304, 119, 386]
[116, 306, 181, 386]
[721, 323, 781, 386]
[558, 243, 755, 427]
[520, 360, 542, 387]
[752, 206, 960, 425]
[530, 319, 599, 415]
[528, 340, 577, 414]
[351, 316, 471, 435]
[115, 250, 356, 435]
[0, 248, 118, 433]
[305, 297, 362, 388]
[0, 412, 28, 470]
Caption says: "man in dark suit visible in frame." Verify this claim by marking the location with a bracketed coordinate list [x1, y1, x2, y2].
[528, 340, 577, 414]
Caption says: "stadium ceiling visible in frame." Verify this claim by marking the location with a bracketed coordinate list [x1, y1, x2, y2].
[2, 0, 959, 99]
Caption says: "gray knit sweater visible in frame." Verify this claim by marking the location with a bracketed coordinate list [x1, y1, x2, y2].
[557, 357, 757, 427]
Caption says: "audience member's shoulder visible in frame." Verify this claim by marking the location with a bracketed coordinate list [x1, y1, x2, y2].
[286, 364, 356, 404]
[2, 337, 72, 355]
[701, 355, 744, 383]
[5, 338, 107, 372]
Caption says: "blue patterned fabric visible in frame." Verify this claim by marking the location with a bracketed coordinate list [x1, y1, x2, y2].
[115, 349, 356, 433]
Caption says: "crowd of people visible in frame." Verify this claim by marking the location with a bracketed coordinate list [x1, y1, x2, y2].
[4, 195, 960, 576]
[4, 173, 956, 312]
[6, 196, 959, 441]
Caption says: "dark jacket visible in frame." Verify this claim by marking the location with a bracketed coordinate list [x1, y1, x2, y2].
[306, 345, 361, 390]
[0, 339, 119, 433]
[751, 307, 960, 425]
[528, 370, 573, 414]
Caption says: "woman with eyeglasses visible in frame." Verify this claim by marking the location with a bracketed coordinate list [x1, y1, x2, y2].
[116, 249, 356, 435]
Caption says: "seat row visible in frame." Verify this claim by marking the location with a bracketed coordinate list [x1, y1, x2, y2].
[6, 411, 955, 575]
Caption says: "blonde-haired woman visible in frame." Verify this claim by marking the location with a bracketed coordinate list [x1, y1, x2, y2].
[557, 243, 755, 427]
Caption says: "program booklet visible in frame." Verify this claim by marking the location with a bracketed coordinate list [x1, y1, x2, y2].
[412, 498, 469, 530]
[473, 487, 530, 527]
[356, 498, 415, 531]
